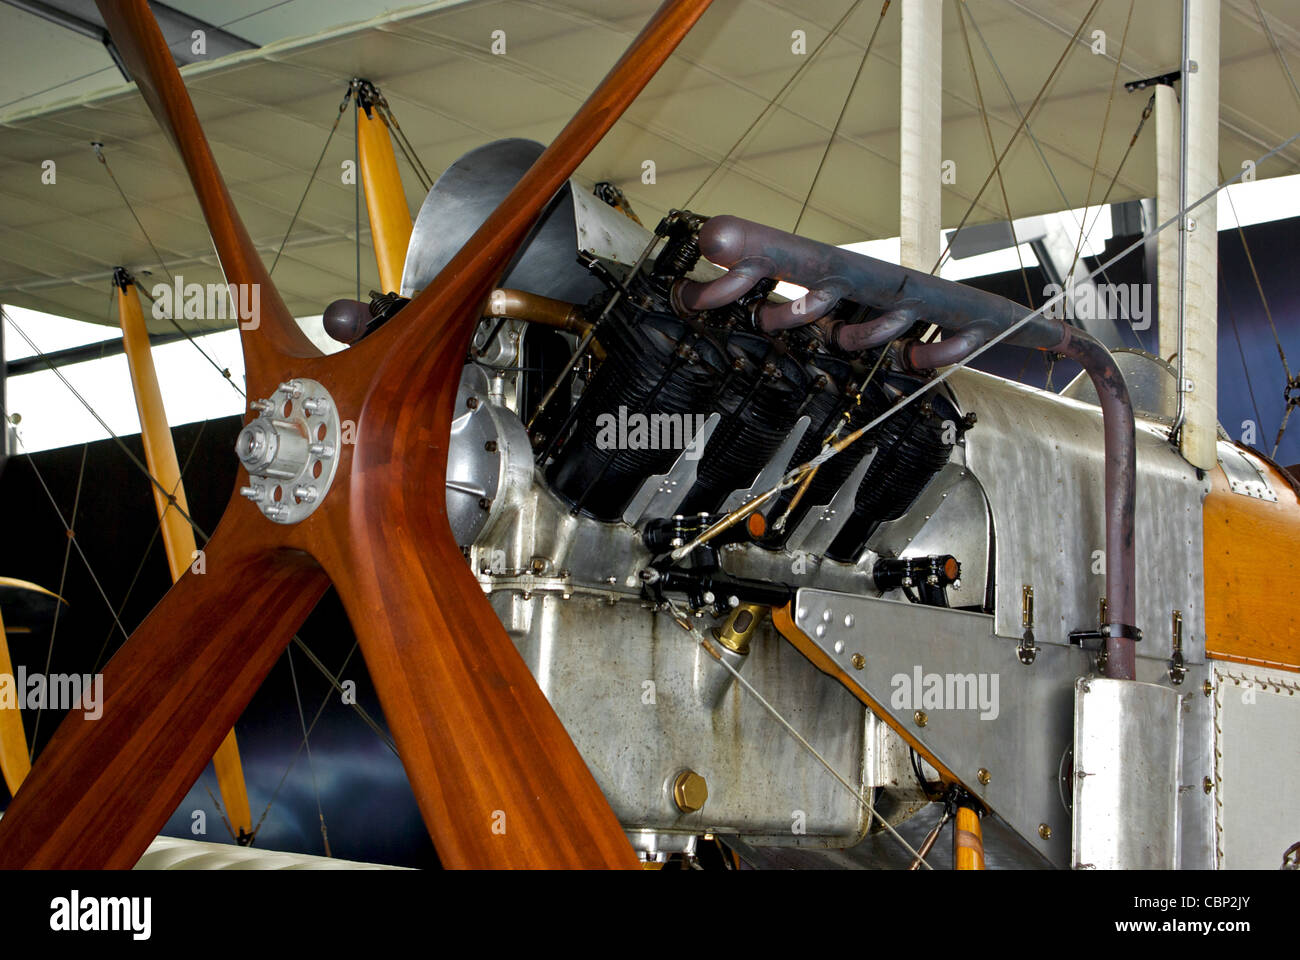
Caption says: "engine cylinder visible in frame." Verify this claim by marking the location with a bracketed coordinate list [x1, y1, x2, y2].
[547, 303, 724, 520]
[826, 381, 963, 561]
[681, 332, 809, 513]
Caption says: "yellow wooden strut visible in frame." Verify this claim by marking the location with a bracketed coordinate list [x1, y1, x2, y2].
[115, 272, 252, 841]
[0, 577, 65, 795]
[356, 90, 414, 294]
[953, 801, 986, 870]
[0, 606, 31, 796]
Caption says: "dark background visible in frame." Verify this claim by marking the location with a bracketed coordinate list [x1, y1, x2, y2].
[0, 417, 436, 868]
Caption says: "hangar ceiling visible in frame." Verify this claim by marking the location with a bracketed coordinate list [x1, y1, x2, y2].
[1, 0, 1299, 331]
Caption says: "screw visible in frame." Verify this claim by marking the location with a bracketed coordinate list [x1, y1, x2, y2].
[1039, 823, 1052, 840]
[531, 558, 547, 574]
[250, 399, 273, 413]
[309, 441, 335, 458]
[913, 709, 927, 727]
[293, 484, 318, 503]
[478, 496, 492, 510]
[977, 768, 991, 786]
[484, 440, 498, 452]
[1203, 776, 1213, 795]
[466, 396, 479, 410]
[1203, 679, 1212, 697]
[851, 653, 866, 670]
[303, 397, 328, 415]
[278, 379, 303, 398]
[240, 485, 263, 502]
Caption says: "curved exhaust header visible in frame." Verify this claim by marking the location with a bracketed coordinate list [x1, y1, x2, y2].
[679, 214, 1140, 679]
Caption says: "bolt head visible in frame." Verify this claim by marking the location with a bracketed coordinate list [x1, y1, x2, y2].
[672, 770, 708, 813]
[851, 653, 866, 670]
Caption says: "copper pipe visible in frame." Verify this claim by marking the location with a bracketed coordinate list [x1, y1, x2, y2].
[486, 289, 604, 360]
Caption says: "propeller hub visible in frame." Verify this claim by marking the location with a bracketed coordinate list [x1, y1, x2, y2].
[236, 378, 342, 524]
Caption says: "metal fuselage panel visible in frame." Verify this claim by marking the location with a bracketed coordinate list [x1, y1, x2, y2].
[952, 367, 1210, 662]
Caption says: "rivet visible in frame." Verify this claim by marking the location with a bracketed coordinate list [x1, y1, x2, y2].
[1039, 823, 1052, 840]
[977, 768, 991, 786]
[913, 709, 927, 727]
[851, 653, 866, 670]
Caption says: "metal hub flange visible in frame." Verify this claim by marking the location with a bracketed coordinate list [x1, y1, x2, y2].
[236, 377, 341, 523]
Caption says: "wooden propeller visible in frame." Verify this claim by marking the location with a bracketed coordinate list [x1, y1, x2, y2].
[0, 0, 712, 869]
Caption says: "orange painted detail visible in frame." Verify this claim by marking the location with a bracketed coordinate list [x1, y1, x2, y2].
[771, 604, 961, 789]
[357, 105, 414, 295]
[747, 512, 766, 538]
[953, 804, 985, 870]
[1203, 451, 1300, 673]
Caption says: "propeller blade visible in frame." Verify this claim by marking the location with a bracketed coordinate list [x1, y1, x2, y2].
[300, 0, 714, 867]
[0, 509, 328, 868]
[94, 0, 320, 389]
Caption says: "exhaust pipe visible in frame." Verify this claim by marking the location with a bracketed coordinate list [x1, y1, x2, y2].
[678, 215, 1140, 679]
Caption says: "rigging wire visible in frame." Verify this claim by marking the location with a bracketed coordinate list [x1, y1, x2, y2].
[271, 83, 355, 276]
[931, 0, 1102, 276]
[2, 307, 212, 543]
[0, 0, 302, 112]
[1217, 162, 1296, 456]
[248, 639, 361, 844]
[90, 417, 210, 674]
[954, 0, 1035, 311]
[1220, 266, 1267, 445]
[9, 427, 135, 654]
[664, 598, 934, 870]
[792, 1, 892, 235]
[961, 3, 1129, 297]
[1251, 0, 1300, 116]
[26, 428, 90, 760]
[287, 645, 332, 858]
[671, 126, 1300, 561]
[202, 781, 239, 842]
[291, 635, 398, 755]
[91, 142, 246, 399]
[683, 0, 869, 211]
[1065, 0, 1137, 280]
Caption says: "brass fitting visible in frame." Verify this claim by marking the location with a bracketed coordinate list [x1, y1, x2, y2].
[712, 603, 764, 655]
[672, 770, 708, 813]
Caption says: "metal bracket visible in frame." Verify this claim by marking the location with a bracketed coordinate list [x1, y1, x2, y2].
[1019, 585, 1039, 665]
[621, 412, 720, 525]
[1219, 446, 1278, 502]
[1168, 610, 1186, 685]
[781, 588, 1094, 867]
[786, 447, 877, 556]
[720, 415, 809, 513]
